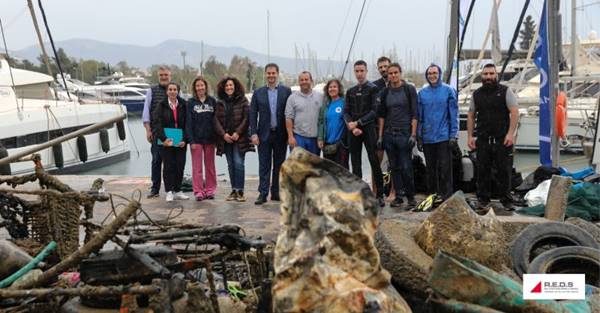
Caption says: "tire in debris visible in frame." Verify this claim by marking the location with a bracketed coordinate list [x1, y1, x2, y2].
[511, 222, 600, 277]
[527, 246, 600, 287]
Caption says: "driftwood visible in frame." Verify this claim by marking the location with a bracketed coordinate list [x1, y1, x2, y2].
[544, 175, 572, 221]
[17, 200, 140, 289]
[0, 284, 159, 299]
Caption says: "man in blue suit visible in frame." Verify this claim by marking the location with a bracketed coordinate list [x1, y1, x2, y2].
[250, 63, 292, 205]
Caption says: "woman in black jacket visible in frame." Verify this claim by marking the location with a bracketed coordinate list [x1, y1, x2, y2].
[151, 82, 189, 202]
[186, 76, 218, 201]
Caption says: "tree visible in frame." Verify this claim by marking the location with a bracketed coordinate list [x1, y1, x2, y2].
[519, 15, 536, 50]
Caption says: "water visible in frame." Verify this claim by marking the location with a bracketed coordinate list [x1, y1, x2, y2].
[81, 116, 591, 178]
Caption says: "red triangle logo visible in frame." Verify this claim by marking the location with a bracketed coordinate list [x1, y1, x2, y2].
[531, 282, 542, 293]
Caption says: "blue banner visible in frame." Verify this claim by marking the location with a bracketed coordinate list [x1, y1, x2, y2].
[533, 0, 552, 166]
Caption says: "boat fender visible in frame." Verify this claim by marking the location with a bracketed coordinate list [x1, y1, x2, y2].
[556, 91, 567, 139]
[0, 145, 11, 175]
[52, 144, 64, 169]
[77, 136, 88, 162]
[116, 120, 126, 141]
[99, 129, 110, 153]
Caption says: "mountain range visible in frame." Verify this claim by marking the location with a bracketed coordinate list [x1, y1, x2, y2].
[12, 38, 344, 76]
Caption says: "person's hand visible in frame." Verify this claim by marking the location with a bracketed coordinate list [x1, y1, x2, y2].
[449, 138, 458, 146]
[347, 121, 357, 131]
[146, 130, 153, 143]
[417, 137, 423, 152]
[224, 134, 233, 144]
[408, 135, 417, 148]
[231, 132, 240, 142]
[163, 138, 173, 147]
[191, 143, 199, 150]
[376, 137, 383, 150]
[503, 133, 514, 147]
[288, 136, 297, 148]
[468, 137, 476, 150]
[318, 141, 324, 149]
[176, 141, 186, 148]
[352, 128, 363, 136]
[251, 135, 259, 145]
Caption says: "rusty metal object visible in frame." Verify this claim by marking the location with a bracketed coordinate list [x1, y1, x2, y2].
[544, 175, 572, 221]
[0, 284, 160, 299]
[17, 199, 140, 289]
[273, 148, 411, 312]
[0, 240, 34, 280]
[204, 259, 221, 313]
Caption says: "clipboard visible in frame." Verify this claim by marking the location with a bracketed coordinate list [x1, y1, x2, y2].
[157, 128, 183, 146]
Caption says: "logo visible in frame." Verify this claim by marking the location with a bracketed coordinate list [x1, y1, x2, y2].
[335, 107, 342, 113]
[523, 274, 585, 300]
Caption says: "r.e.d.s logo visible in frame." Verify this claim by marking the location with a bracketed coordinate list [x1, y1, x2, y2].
[523, 274, 585, 300]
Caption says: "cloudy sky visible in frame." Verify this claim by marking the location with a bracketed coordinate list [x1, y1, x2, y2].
[2, 0, 451, 71]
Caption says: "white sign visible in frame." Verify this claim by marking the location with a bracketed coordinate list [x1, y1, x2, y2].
[523, 274, 586, 300]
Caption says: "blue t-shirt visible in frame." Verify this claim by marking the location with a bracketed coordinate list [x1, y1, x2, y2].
[326, 98, 345, 144]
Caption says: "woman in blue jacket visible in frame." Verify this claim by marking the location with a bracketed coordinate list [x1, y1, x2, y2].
[186, 76, 218, 201]
[317, 79, 348, 169]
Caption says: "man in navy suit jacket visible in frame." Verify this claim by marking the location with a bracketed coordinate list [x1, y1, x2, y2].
[250, 63, 292, 205]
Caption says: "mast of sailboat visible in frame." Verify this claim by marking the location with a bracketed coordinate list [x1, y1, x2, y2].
[445, 0, 458, 84]
[548, 0, 561, 166]
[0, 18, 20, 111]
[267, 10, 271, 63]
[27, 0, 58, 100]
[571, 0, 577, 76]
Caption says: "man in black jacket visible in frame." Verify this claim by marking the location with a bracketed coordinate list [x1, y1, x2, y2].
[249, 63, 292, 204]
[345, 60, 385, 207]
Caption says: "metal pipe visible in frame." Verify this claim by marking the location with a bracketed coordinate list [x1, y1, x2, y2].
[571, 0, 577, 76]
[0, 113, 126, 166]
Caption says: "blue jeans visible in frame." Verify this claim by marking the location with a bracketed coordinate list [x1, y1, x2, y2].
[384, 131, 415, 197]
[293, 133, 320, 155]
[224, 143, 245, 191]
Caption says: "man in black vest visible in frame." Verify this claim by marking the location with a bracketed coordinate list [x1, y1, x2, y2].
[249, 63, 292, 205]
[143, 66, 171, 198]
[467, 63, 519, 209]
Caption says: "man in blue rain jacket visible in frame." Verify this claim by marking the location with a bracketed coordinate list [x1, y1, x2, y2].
[417, 64, 458, 201]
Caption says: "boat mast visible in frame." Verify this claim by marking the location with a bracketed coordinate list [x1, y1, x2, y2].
[445, 0, 458, 84]
[548, 0, 561, 166]
[571, 0, 577, 76]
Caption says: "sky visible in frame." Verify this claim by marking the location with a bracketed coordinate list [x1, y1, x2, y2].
[1, 0, 451, 72]
[461, 0, 600, 50]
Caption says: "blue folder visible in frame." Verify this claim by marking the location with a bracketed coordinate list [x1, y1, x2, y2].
[157, 128, 183, 146]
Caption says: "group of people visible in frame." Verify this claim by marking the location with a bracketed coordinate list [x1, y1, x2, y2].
[143, 58, 518, 209]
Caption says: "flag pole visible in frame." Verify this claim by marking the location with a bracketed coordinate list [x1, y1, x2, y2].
[547, 0, 560, 166]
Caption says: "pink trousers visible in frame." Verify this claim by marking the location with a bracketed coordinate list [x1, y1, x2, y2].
[190, 143, 217, 197]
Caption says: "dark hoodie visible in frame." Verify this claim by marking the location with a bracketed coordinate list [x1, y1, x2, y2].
[186, 95, 217, 144]
[416, 64, 458, 144]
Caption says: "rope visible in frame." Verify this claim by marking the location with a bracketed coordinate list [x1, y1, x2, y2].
[340, 0, 368, 81]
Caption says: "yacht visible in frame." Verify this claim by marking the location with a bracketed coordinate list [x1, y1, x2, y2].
[0, 58, 130, 175]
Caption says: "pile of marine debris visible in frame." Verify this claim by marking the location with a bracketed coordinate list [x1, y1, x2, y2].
[0, 155, 271, 313]
[377, 172, 600, 312]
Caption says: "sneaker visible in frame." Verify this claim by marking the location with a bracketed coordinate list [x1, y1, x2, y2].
[205, 195, 215, 200]
[390, 198, 404, 208]
[226, 191, 237, 201]
[174, 191, 189, 200]
[271, 194, 281, 201]
[407, 197, 417, 207]
[147, 191, 159, 199]
[166, 191, 174, 202]
[255, 194, 267, 205]
[377, 197, 385, 208]
[236, 191, 246, 202]
[501, 201, 514, 210]
[478, 199, 490, 209]
[195, 195, 204, 201]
